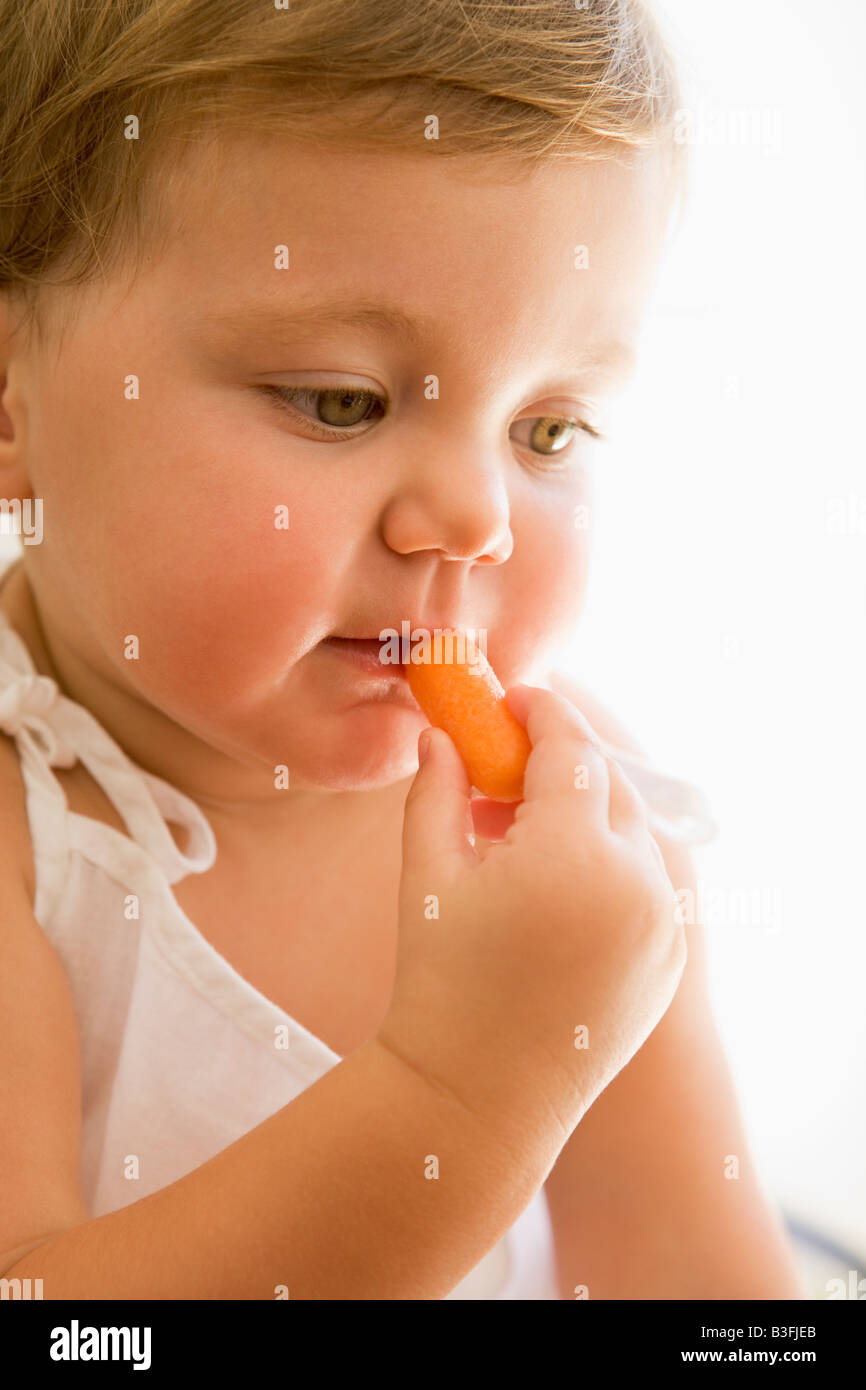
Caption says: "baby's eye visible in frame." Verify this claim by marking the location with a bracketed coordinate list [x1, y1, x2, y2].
[261, 384, 603, 462]
[263, 385, 386, 439]
[510, 414, 603, 467]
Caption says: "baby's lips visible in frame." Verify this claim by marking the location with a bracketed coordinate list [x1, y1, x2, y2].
[405, 627, 531, 802]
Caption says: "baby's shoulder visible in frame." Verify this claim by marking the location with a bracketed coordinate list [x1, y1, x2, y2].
[542, 668, 648, 761]
[0, 733, 36, 905]
[541, 669, 708, 988]
[544, 665, 702, 883]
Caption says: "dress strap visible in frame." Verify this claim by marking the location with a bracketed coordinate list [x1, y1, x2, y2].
[0, 614, 216, 891]
[598, 740, 718, 846]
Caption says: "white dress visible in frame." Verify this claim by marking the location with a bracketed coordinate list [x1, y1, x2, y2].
[0, 576, 716, 1300]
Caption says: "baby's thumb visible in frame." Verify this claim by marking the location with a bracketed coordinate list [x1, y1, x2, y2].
[400, 727, 478, 886]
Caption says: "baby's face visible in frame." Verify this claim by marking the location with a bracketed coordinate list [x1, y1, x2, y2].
[3, 132, 670, 794]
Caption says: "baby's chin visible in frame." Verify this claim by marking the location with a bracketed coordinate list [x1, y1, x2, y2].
[287, 751, 420, 794]
[269, 701, 426, 793]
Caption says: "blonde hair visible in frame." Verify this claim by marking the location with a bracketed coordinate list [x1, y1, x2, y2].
[0, 0, 685, 343]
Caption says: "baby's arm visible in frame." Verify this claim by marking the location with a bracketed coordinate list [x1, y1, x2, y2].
[5, 1039, 542, 1300]
[0, 761, 547, 1300]
[541, 684, 805, 1298]
[2, 913, 545, 1299]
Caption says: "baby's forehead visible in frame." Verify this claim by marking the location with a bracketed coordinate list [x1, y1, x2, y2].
[164, 123, 668, 209]
[29, 136, 670, 371]
[150, 130, 670, 287]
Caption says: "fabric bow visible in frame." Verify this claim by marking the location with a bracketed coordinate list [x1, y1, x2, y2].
[0, 630, 78, 768]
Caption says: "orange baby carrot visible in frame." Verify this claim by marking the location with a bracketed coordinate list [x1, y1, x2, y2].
[405, 628, 531, 801]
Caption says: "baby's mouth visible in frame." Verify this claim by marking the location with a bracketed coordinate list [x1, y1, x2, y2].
[321, 636, 409, 679]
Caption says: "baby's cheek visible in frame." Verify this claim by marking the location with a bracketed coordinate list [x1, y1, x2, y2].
[79, 477, 324, 714]
[496, 503, 590, 680]
[28, 332, 331, 709]
[150, 528, 322, 698]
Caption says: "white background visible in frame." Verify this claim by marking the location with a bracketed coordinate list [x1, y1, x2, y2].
[552, 0, 865, 1262]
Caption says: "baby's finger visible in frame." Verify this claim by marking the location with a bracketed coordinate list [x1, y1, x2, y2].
[502, 684, 611, 831]
[401, 726, 478, 888]
[605, 753, 650, 836]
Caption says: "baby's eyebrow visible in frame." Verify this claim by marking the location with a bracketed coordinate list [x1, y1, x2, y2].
[201, 297, 430, 350]
[198, 296, 636, 380]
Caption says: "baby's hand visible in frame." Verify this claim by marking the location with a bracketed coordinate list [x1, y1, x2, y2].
[379, 683, 686, 1152]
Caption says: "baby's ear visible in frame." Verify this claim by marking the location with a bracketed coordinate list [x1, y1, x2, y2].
[0, 291, 26, 362]
[0, 368, 9, 442]
[0, 368, 31, 494]
[0, 299, 35, 498]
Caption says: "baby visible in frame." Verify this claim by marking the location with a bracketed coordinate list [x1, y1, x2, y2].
[0, 0, 804, 1299]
